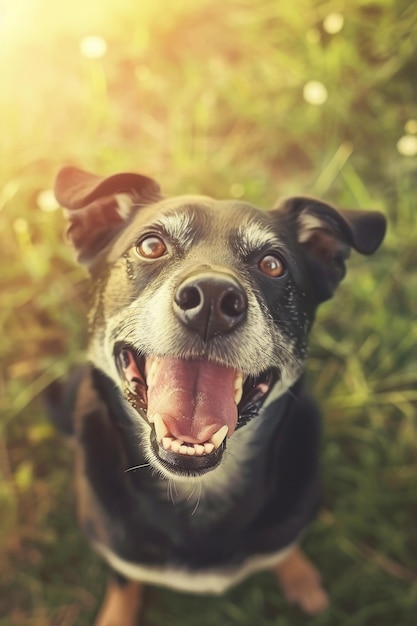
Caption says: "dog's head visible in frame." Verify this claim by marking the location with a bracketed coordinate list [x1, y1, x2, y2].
[55, 167, 386, 479]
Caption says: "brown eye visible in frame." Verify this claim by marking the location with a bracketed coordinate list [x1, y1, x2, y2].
[258, 254, 285, 277]
[136, 235, 167, 259]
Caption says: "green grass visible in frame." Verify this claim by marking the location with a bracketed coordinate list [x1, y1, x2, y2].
[1, 0, 417, 624]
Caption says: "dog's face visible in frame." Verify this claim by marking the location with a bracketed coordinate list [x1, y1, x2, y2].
[55, 167, 386, 480]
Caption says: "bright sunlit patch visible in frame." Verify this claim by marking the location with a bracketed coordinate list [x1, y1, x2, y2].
[0, 1, 22, 45]
[303, 81, 328, 105]
[79, 35, 108, 59]
[397, 135, 417, 156]
[230, 183, 245, 198]
[405, 119, 417, 134]
[323, 13, 344, 34]
[37, 189, 60, 212]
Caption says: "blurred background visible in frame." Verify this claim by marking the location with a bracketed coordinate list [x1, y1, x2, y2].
[0, 0, 416, 624]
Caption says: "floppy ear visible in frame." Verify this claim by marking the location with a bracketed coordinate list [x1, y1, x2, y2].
[278, 197, 387, 302]
[54, 166, 162, 266]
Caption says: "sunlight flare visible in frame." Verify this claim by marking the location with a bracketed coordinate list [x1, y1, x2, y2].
[323, 13, 344, 35]
[303, 81, 328, 105]
[397, 135, 417, 156]
[79, 35, 108, 59]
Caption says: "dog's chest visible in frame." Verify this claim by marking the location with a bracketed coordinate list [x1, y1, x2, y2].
[83, 420, 270, 560]
[89, 418, 298, 594]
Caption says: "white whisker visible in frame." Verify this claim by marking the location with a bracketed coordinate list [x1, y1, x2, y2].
[124, 463, 151, 473]
[191, 481, 202, 516]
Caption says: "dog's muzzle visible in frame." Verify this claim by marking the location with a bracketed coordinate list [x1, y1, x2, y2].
[115, 271, 278, 476]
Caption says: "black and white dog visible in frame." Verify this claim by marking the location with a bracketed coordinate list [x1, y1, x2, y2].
[50, 166, 386, 625]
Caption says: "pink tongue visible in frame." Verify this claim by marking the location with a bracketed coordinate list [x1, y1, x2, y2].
[147, 357, 238, 444]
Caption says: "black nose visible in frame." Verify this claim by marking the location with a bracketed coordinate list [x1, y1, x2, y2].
[173, 271, 248, 341]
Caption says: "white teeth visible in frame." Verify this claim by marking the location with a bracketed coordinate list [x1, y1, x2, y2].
[128, 382, 138, 395]
[162, 436, 174, 449]
[234, 373, 243, 405]
[209, 425, 228, 449]
[234, 385, 243, 405]
[160, 437, 216, 457]
[152, 414, 169, 442]
[145, 358, 158, 388]
[154, 418, 230, 456]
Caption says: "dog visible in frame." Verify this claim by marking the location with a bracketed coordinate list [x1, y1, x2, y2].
[49, 166, 386, 625]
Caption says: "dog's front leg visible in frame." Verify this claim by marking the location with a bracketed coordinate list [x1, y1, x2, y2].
[95, 575, 143, 626]
[273, 546, 329, 615]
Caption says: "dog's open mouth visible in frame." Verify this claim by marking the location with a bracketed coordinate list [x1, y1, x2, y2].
[116, 346, 277, 475]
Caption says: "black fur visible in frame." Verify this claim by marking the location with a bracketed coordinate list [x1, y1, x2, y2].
[49, 166, 386, 599]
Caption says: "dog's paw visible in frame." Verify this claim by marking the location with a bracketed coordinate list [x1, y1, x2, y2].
[94, 579, 143, 626]
[273, 547, 329, 615]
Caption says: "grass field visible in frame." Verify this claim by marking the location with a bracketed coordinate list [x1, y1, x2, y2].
[1, 1, 416, 624]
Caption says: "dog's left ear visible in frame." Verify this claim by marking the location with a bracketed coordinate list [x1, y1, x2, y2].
[277, 197, 387, 302]
[54, 166, 162, 266]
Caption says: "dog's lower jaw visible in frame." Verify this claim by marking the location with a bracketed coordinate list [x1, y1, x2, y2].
[124, 377, 292, 494]
[138, 391, 299, 487]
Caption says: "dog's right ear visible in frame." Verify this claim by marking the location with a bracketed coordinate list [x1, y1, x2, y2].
[54, 166, 162, 266]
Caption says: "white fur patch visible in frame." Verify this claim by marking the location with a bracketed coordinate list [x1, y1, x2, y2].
[235, 218, 282, 256]
[154, 210, 196, 248]
[115, 193, 135, 220]
[297, 212, 325, 243]
[93, 541, 296, 594]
